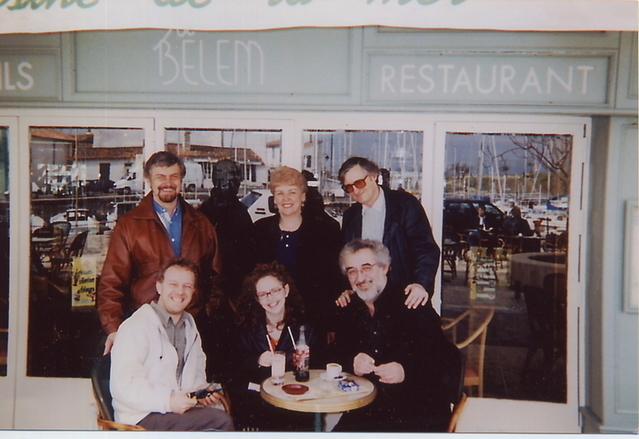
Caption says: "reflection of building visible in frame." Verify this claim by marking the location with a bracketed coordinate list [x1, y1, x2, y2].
[30, 128, 142, 195]
[166, 139, 267, 189]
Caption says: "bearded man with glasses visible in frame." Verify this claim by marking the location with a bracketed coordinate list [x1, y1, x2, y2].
[338, 156, 440, 309]
[332, 239, 455, 432]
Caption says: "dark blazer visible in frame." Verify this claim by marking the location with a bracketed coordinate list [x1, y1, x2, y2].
[332, 282, 454, 432]
[250, 211, 344, 329]
[342, 186, 440, 297]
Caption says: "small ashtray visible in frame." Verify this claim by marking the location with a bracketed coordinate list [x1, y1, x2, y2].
[282, 384, 309, 395]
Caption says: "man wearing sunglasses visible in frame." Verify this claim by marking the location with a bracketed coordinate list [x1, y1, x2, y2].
[338, 156, 440, 309]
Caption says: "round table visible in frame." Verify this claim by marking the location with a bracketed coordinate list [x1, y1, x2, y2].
[261, 369, 376, 431]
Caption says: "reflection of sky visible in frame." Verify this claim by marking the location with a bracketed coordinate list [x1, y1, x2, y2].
[165, 129, 281, 149]
[445, 133, 550, 175]
[306, 131, 423, 176]
[58, 128, 145, 147]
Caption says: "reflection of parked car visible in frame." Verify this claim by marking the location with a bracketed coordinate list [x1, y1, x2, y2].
[105, 201, 139, 230]
[443, 198, 505, 239]
[84, 179, 114, 194]
[50, 208, 100, 235]
[30, 214, 45, 232]
[114, 172, 143, 195]
[240, 189, 276, 222]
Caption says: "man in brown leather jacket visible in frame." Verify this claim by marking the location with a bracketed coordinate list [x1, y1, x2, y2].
[97, 151, 222, 354]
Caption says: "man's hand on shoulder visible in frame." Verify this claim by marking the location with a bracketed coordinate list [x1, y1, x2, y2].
[404, 283, 429, 309]
[373, 362, 405, 384]
[170, 390, 197, 414]
[103, 331, 117, 355]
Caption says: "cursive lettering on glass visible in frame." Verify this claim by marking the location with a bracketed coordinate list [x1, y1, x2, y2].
[2, 0, 99, 10]
[154, 0, 211, 8]
[154, 30, 265, 88]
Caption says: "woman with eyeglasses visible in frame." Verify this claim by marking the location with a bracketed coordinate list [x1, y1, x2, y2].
[249, 166, 344, 349]
[227, 262, 315, 431]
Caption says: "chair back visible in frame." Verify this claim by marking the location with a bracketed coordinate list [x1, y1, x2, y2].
[68, 231, 89, 258]
[50, 221, 71, 239]
[91, 353, 115, 422]
[438, 340, 466, 432]
[442, 306, 495, 398]
[440, 339, 465, 406]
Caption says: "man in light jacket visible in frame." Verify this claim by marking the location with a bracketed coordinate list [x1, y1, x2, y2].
[110, 258, 233, 431]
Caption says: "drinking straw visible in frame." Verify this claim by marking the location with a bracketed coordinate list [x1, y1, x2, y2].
[266, 332, 274, 353]
[287, 326, 295, 345]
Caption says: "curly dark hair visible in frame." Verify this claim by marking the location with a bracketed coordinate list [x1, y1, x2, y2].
[235, 261, 305, 331]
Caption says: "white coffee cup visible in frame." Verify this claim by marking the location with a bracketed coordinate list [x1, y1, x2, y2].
[326, 363, 342, 379]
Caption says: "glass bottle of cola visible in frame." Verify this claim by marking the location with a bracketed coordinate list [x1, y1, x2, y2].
[294, 325, 310, 382]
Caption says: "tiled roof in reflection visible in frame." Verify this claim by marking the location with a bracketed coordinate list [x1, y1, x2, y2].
[166, 143, 263, 164]
[31, 128, 94, 143]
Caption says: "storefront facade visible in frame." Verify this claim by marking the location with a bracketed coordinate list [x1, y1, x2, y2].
[0, 18, 636, 433]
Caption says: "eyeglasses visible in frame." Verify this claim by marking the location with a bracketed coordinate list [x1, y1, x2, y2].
[342, 177, 368, 194]
[346, 263, 376, 279]
[256, 286, 285, 301]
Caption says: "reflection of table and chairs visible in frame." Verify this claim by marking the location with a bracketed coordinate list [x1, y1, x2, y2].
[32, 225, 67, 264]
[442, 239, 459, 280]
[49, 230, 89, 281]
[261, 369, 376, 432]
[442, 306, 495, 398]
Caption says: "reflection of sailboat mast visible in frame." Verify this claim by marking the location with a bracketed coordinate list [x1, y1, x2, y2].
[491, 136, 501, 201]
[477, 135, 484, 196]
[401, 131, 406, 188]
[411, 132, 418, 191]
[348, 131, 353, 159]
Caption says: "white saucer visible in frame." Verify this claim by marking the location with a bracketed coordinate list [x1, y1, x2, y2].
[320, 372, 345, 381]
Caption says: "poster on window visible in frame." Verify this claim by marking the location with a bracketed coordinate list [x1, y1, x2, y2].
[71, 256, 97, 308]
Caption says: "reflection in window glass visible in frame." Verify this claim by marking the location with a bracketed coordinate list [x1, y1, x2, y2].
[441, 133, 571, 403]
[302, 130, 423, 220]
[29, 127, 144, 377]
[0, 128, 8, 377]
[165, 128, 282, 222]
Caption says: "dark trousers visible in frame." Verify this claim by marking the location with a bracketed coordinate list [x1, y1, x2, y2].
[137, 406, 234, 431]
[333, 390, 449, 433]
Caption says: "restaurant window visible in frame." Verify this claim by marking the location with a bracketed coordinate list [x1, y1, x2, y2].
[0, 127, 8, 377]
[301, 129, 424, 220]
[28, 126, 145, 377]
[441, 132, 570, 403]
[164, 128, 282, 221]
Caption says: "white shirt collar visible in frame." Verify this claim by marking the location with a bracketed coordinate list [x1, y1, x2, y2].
[362, 187, 385, 213]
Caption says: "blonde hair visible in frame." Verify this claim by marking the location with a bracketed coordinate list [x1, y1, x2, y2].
[269, 166, 308, 194]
